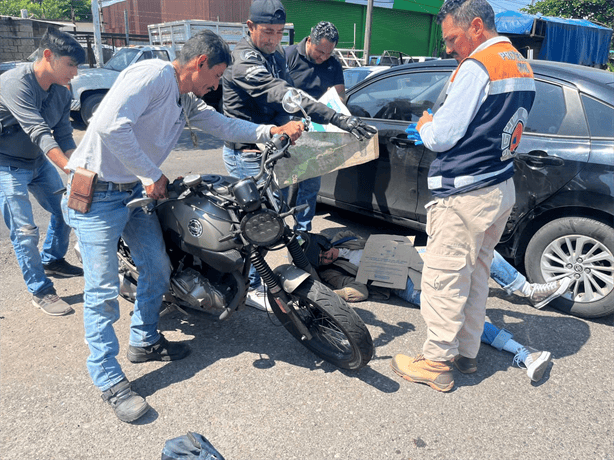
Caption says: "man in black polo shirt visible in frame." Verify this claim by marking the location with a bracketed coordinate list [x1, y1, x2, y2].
[285, 21, 345, 233]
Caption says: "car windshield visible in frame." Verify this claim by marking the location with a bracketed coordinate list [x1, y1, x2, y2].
[104, 48, 140, 71]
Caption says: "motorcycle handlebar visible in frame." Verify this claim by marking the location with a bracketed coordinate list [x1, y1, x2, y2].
[253, 133, 291, 183]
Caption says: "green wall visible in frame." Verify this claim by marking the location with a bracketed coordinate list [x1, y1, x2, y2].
[281, 0, 442, 58]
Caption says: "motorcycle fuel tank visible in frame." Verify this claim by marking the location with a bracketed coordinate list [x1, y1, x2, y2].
[157, 175, 241, 252]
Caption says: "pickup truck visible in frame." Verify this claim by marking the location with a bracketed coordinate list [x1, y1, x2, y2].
[69, 45, 176, 124]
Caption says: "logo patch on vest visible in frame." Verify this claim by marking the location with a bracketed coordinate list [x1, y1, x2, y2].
[501, 107, 529, 161]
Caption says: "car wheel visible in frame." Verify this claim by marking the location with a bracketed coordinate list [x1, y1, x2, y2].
[80, 93, 105, 125]
[525, 217, 614, 318]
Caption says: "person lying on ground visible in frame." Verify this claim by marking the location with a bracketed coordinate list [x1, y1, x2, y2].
[302, 231, 572, 385]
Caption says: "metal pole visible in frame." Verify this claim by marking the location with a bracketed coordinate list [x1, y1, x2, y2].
[363, 0, 374, 65]
[124, 9, 129, 45]
[91, 0, 104, 67]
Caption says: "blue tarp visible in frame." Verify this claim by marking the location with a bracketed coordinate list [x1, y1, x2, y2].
[495, 10, 613, 66]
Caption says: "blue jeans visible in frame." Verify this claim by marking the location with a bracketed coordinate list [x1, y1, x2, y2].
[480, 321, 513, 349]
[62, 182, 171, 391]
[0, 161, 70, 295]
[284, 177, 321, 233]
[490, 250, 526, 294]
[222, 145, 263, 289]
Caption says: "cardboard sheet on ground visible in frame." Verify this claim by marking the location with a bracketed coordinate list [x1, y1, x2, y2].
[356, 235, 423, 290]
[274, 87, 379, 186]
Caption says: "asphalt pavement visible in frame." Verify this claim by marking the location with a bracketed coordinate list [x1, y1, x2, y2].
[0, 123, 612, 460]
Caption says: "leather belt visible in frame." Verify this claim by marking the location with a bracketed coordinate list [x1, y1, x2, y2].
[0, 124, 22, 137]
[94, 180, 140, 192]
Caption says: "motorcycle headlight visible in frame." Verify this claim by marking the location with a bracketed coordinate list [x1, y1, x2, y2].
[241, 209, 284, 246]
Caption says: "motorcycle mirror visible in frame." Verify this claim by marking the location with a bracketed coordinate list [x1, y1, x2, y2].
[126, 197, 154, 209]
[183, 174, 202, 188]
[282, 89, 302, 114]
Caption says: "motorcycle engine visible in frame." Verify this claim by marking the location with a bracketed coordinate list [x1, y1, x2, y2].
[170, 268, 226, 313]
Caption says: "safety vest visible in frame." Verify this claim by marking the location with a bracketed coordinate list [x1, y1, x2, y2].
[428, 41, 536, 198]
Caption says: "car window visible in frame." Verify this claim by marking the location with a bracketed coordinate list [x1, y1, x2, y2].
[580, 95, 614, 138]
[344, 69, 373, 89]
[152, 50, 170, 61]
[346, 72, 449, 121]
[137, 50, 154, 62]
[104, 48, 140, 71]
[525, 81, 566, 135]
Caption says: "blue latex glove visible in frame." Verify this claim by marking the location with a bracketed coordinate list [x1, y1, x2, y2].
[405, 109, 433, 146]
[405, 123, 423, 145]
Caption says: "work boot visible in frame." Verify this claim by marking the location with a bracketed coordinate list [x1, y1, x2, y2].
[513, 346, 552, 382]
[101, 379, 150, 423]
[32, 289, 74, 316]
[127, 333, 190, 363]
[528, 277, 571, 309]
[391, 354, 454, 392]
[43, 258, 83, 277]
[453, 355, 477, 374]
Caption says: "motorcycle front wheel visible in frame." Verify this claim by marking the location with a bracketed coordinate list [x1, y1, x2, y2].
[269, 278, 374, 370]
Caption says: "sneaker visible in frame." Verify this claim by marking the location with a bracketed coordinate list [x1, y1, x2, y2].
[101, 379, 150, 423]
[245, 285, 272, 312]
[127, 333, 190, 363]
[32, 290, 74, 316]
[513, 346, 552, 382]
[453, 355, 477, 374]
[391, 354, 454, 392]
[528, 277, 571, 309]
[43, 258, 83, 278]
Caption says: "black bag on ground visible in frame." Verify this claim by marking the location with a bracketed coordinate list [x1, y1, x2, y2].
[161, 432, 225, 460]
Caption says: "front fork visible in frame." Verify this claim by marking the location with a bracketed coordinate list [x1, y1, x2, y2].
[250, 241, 313, 341]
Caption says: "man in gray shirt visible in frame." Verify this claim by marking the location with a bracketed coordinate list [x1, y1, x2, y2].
[62, 29, 303, 423]
[0, 28, 86, 316]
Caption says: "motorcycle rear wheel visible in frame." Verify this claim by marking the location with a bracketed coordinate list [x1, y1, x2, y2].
[269, 278, 374, 370]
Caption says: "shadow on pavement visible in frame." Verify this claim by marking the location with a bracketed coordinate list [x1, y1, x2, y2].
[131, 306, 401, 398]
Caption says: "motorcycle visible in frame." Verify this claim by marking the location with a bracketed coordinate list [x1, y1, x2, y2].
[117, 90, 374, 370]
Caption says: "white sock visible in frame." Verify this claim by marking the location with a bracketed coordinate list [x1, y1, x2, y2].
[519, 282, 532, 296]
[502, 338, 523, 355]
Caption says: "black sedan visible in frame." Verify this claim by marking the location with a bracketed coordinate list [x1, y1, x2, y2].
[318, 59, 614, 319]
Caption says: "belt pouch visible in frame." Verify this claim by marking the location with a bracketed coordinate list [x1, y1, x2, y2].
[68, 167, 98, 213]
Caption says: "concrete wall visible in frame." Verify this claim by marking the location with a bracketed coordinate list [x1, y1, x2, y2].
[0, 17, 41, 62]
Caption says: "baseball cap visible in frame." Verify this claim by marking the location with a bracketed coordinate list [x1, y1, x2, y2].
[249, 0, 286, 24]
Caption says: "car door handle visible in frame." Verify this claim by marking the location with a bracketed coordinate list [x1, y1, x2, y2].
[390, 135, 417, 148]
[516, 150, 565, 167]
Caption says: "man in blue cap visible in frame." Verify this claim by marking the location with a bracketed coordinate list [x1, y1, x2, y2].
[222, 0, 376, 311]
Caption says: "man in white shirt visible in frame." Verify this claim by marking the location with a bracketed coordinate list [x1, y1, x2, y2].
[390, 0, 535, 392]
[62, 29, 303, 422]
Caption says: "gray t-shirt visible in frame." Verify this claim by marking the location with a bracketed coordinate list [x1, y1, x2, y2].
[0, 63, 76, 169]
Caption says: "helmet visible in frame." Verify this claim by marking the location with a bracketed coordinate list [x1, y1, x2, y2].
[303, 233, 332, 267]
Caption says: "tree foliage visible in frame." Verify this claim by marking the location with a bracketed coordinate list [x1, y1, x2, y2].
[522, 0, 614, 29]
[0, 0, 93, 21]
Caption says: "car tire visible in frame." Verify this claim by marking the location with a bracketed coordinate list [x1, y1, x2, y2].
[525, 217, 614, 318]
[80, 93, 105, 126]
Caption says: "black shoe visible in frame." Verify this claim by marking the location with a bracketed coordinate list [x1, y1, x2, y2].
[127, 333, 190, 363]
[453, 355, 477, 374]
[43, 258, 83, 277]
[101, 379, 150, 423]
